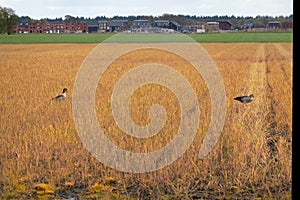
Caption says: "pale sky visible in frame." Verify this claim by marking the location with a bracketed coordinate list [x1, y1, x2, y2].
[1, 0, 293, 19]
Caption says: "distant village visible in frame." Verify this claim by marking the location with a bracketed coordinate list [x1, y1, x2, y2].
[16, 19, 293, 34]
[0, 6, 294, 35]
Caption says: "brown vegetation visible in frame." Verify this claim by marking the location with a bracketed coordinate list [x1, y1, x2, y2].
[0, 43, 292, 199]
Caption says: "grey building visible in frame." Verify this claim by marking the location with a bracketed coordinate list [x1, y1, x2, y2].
[108, 20, 129, 32]
[98, 21, 109, 32]
[153, 20, 181, 31]
[132, 20, 152, 28]
[88, 21, 99, 33]
[169, 21, 181, 31]
[154, 20, 170, 28]
[267, 21, 280, 29]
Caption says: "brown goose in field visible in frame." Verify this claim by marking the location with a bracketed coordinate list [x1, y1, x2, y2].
[52, 88, 68, 101]
[234, 94, 254, 104]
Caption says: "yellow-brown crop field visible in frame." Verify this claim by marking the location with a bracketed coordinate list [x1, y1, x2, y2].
[0, 43, 292, 199]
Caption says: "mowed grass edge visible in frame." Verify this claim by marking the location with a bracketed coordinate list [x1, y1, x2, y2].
[190, 31, 293, 43]
[0, 33, 114, 44]
[0, 32, 293, 44]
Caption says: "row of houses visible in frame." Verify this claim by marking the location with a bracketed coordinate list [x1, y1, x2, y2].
[16, 20, 231, 34]
[16, 19, 293, 34]
[190, 21, 293, 33]
[16, 20, 182, 34]
[17, 21, 89, 34]
[190, 21, 233, 33]
[266, 21, 293, 29]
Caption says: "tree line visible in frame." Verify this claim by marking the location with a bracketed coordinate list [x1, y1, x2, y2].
[0, 7, 18, 34]
[0, 6, 293, 34]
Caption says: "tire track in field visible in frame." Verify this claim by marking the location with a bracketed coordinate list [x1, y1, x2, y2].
[273, 43, 293, 81]
[248, 44, 279, 162]
[230, 44, 267, 123]
[264, 44, 292, 162]
[273, 43, 292, 59]
[247, 44, 268, 131]
[264, 46, 279, 162]
[230, 44, 268, 142]
[207, 43, 241, 58]
[248, 44, 266, 97]
[266, 44, 292, 146]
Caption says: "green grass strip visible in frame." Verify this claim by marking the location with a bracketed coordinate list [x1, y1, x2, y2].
[0, 32, 293, 44]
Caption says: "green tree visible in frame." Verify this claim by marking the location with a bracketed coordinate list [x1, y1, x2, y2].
[64, 15, 76, 22]
[0, 6, 18, 34]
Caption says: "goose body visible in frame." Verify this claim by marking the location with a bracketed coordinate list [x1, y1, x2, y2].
[52, 88, 68, 101]
[234, 94, 254, 104]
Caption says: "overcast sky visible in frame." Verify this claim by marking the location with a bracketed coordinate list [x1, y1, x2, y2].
[1, 0, 293, 19]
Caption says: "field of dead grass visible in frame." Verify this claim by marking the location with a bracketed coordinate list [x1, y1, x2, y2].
[0, 43, 292, 199]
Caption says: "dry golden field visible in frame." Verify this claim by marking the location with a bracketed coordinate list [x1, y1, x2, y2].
[0, 43, 292, 199]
